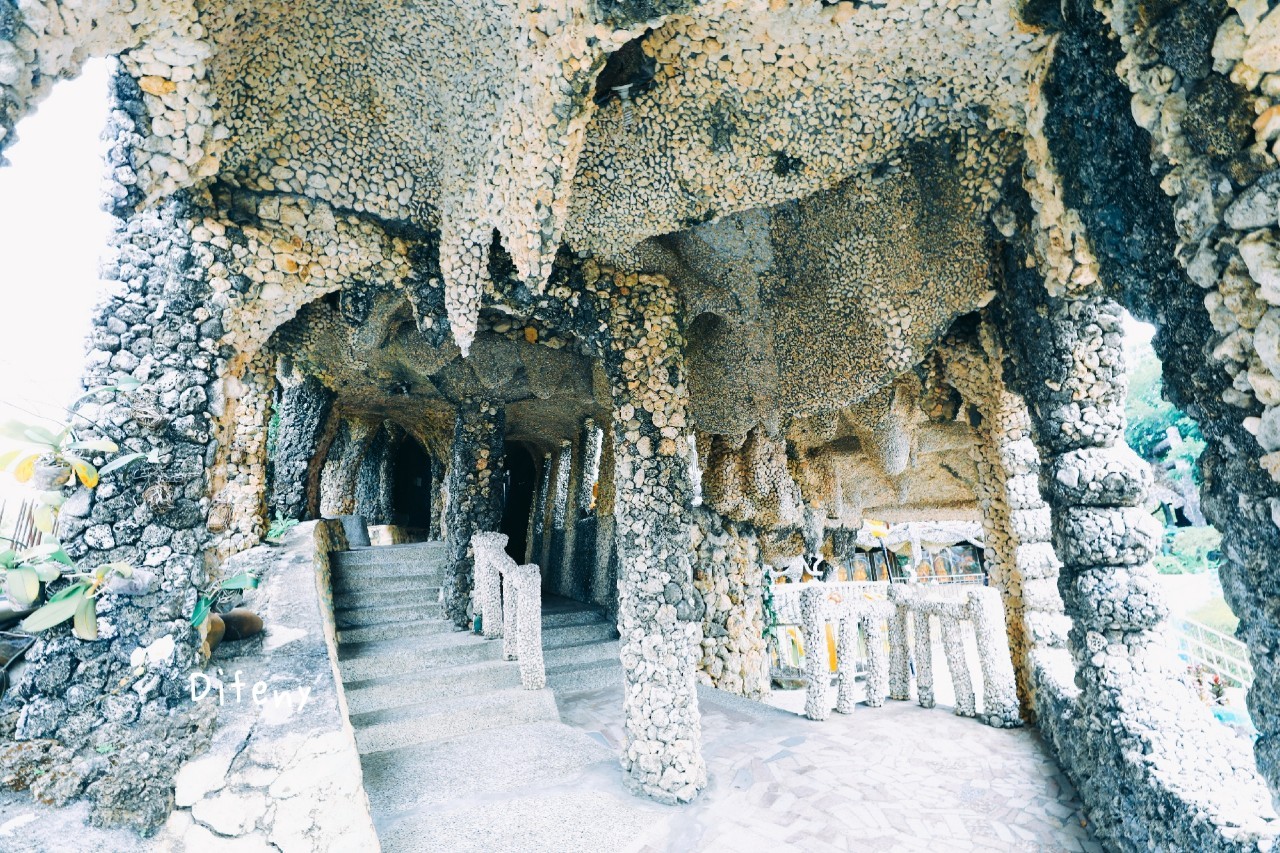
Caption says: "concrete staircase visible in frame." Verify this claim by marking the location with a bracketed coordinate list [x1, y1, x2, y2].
[541, 595, 623, 695]
[332, 542, 559, 755]
[331, 544, 632, 851]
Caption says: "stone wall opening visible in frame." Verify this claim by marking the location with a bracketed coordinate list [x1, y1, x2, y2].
[500, 441, 540, 564]
[390, 435, 434, 531]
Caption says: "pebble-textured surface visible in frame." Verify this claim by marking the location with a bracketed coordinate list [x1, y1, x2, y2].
[4, 0, 1280, 843]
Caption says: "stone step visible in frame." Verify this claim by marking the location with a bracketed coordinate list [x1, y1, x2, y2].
[332, 558, 448, 578]
[351, 687, 559, 754]
[541, 621, 617, 649]
[334, 601, 445, 629]
[542, 608, 609, 629]
[334, 584, 443, 610]
[337, 617, 455, 645]
[333, 572, 445, 597]
[335, 545, 450, 563]
[543, 638, 620, 669]
[344, 659, 522, 715]
[338, 632, 503, 681]
[546, 657, 623, 694]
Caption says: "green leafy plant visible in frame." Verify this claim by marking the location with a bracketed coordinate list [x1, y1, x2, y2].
[1124, 341, 1205, 481]
[0, 378, 151, 638]
[190, 570, 260, 629]
[264, 515, 299, 544]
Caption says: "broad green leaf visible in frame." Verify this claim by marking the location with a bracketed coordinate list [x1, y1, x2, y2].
[72, 596, 98, 640]
[32, 504, 55, 535]
[190, 595, 213, 628]
[0, 421, 33, 442]
[36, 491, 65, 508]
[20, 589, 85, 632]
[65, 456, 99, 489]
[111, 375, 142, 392]
[99, 452, 146, 476]
[21, 542, 71, 565]
[12, 454, 37, 483]
[0, 550, 15, 568]
[219, 571, 259, 590]
[48, 581, 90, 603]
[21, 426, 58, 448]
[32, 563, 63, 583]
[68, 439, 118, 454]
[5, 567, 39, 607]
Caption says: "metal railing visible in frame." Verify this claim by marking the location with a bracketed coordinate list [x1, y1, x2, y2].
[0, 498, 40, 552]
[1176, 617, 1253, 689]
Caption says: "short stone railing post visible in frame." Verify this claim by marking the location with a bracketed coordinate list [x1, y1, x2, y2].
[499, 563, 519, 661]
[966, 588, 1021, 727]
[800, 585, 830, 720]
[887, 589, 912, 701]
[860, 602, 892, 707]
[470, 532, 508, 638]
[512, 564, 545, 689]
[939, 612, 976, 717]
[834, 612, 859, 715]
[912, 605, 936, 709]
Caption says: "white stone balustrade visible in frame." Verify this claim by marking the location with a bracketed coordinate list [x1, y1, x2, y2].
[777, 580, 1021, 728]
[472, 531, 508, 638]
[512, 564, 546, 690]
[471, 531, 546, 689]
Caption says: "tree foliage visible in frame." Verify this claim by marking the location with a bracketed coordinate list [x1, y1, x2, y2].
[1124, 339, 1204, 481]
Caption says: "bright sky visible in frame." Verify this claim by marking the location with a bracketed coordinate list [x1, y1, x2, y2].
[0, 59, 112, 500]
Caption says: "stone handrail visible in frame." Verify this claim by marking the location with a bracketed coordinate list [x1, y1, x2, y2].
[775, 580, 1020, 728]
[471, 532, 545, 690]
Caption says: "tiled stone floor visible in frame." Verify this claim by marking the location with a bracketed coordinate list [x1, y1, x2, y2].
[558, 685, 1102, 853]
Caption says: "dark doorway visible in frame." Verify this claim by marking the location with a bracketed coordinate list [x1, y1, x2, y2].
[391, 438, 433, 529]
[501, 443, 539, 563]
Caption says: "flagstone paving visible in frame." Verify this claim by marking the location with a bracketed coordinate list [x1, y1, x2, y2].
[556, 684, 1101, 853]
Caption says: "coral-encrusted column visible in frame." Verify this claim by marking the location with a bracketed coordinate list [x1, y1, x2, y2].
[443, 398, 505, 627]
[270, 366, 333, 521]
[1005, 294, 1168, 685]
[605, 273, 706, 804]
[941, 330, 1070, 718]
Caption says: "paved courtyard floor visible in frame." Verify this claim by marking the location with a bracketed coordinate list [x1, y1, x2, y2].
[0, 683, 1101, 852]
[553, 684, 1101, 853]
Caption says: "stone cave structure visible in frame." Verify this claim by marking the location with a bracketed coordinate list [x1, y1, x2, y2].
[2, 0, 1280, 849]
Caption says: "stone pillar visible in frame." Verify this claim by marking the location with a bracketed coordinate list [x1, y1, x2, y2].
[530, 452, 552, 566]
[558, 433, 586, 597]
[1004, 296, 1168, 688]
[428, 456, 445, 540]
[605, 273, 706, 804]
[319, 420, 376, 517]
[546, 441, 571, 592]
[270, 366, 333, 521]
[443, 399, 505, 626]
[591, 436, 618, 616]
[354, 423, 398, 527]
[941, 333, 1069, 718]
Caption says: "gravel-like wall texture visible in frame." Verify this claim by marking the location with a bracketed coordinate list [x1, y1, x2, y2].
[3, 0, 1280, 843]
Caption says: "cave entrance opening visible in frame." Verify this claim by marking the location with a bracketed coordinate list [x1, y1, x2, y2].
[500, 442, 540, 564]
[390, 436, 433, 532]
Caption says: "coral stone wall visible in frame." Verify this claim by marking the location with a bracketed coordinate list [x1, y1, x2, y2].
[1092, 0, 1280, 805]
[690, 508, 768, 700]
